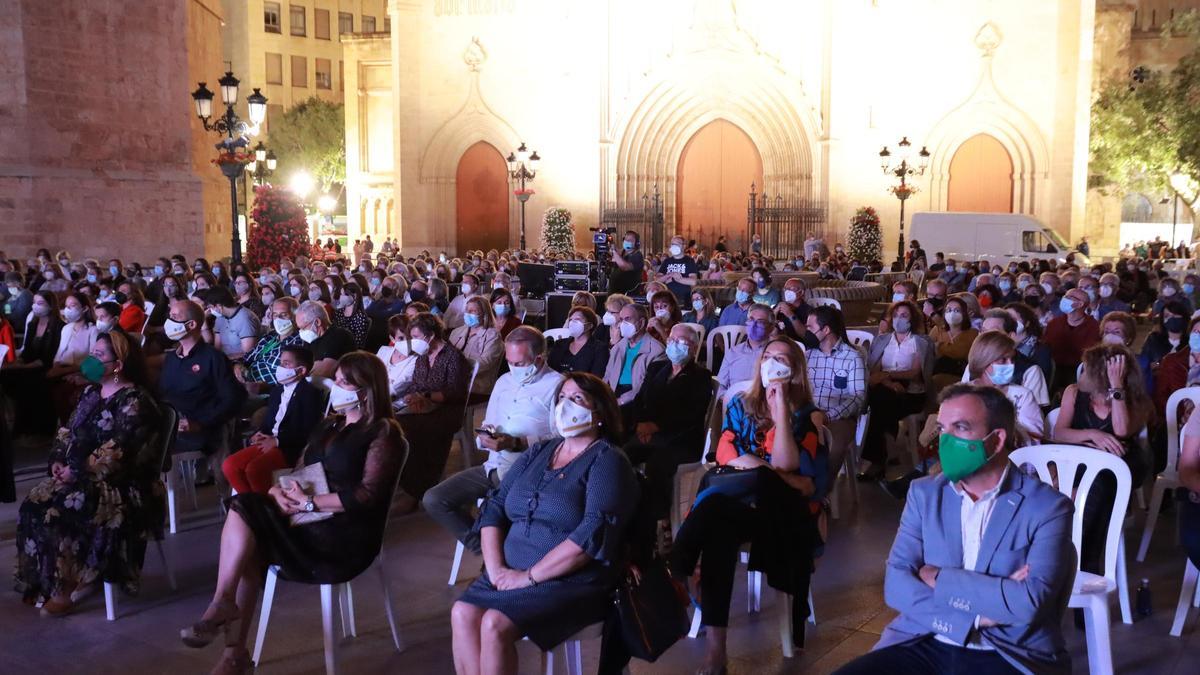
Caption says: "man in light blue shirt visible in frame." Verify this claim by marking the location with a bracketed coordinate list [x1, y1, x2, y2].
[718, 277, 757, 327]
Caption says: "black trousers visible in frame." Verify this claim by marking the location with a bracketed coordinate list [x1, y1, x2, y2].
[668, 494, 757, 627]
[623, 439, 697, 521]
[832, 636, 1019, 675]
[1080, 445, 1148, 575]
[862, 385, 925, 465]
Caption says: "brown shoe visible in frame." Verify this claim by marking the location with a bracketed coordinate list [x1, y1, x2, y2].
[39, 595, 74, 618]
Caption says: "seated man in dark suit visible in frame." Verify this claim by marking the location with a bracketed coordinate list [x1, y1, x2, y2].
[835, 384, 1076, 675]
[221, 344, 325, 493]
[623, 323, 713, 520]
[159, 299, 246, 483]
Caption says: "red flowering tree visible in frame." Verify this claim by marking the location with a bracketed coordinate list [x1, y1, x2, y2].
[245, 185, 311, 270]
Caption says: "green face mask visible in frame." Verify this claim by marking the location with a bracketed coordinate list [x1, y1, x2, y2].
[80, 355, 110, 384]
[938, 431, 994, 482]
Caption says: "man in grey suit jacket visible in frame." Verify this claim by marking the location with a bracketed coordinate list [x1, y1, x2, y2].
[836, 384, 1076, 675]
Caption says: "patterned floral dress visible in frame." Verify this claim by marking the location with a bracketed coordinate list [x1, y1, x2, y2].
[14, 385, 164, 601]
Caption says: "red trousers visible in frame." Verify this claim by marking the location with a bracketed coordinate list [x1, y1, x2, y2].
[222, 444, 290, 494]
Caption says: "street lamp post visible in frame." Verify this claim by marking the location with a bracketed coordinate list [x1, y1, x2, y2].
[506, 143, 541, 251]
[191, 70, 268, 263]
[246, 141, 277, 187]
[879, 137, 930, 267]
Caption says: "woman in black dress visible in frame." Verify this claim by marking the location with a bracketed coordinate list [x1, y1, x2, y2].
[451, 372, 638, 675]
[547, 306, 608, 377]
[332, 281, 370, 349]
[180, 352, 407, 674]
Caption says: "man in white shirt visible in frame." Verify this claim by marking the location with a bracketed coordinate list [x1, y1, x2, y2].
[422, 327, 563, 553]
[833, 384, 1075, 675]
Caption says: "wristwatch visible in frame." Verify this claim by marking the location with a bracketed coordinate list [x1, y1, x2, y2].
[304, 497, 316, 513]
[1108, 388, 1125, 401]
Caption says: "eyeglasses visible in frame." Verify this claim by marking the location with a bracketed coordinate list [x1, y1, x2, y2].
[746, 319, 772, 327]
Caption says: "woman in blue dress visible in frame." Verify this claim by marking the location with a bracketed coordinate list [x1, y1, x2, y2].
[451, 372, 638, 675]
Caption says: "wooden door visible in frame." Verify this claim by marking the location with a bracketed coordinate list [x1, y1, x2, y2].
[947, 133, 1014, 213]
[456, 141, 509, 254]
[676, 119, 764, 251]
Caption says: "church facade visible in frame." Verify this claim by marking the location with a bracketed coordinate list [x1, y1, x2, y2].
[344, 0, 1102, 257]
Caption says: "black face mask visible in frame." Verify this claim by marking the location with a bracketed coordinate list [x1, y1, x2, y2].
[1024, 295, 1043, 308]
[1166, 317, 1186, 333]
[409, 289, 426, 302]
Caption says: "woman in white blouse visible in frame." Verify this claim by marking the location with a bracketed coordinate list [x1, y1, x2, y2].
[46, 292, 98, 380]
[966, 331, 1045, 442]
[376, 313, 418, 403]
[447, 296, 504, 404]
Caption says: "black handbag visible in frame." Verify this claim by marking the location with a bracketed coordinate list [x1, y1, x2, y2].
[613, 557, 689, 662]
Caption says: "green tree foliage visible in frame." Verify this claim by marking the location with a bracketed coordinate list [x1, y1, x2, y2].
[267, 97, 346, 195]
[1090, 12, 1200, 210]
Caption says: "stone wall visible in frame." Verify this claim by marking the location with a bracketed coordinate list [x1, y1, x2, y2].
[0, 0, 210, 263]
[187, 0, 234, 260]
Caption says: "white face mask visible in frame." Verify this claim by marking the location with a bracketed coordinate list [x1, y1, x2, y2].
[1101, 333, 1126, 346]
[164, 318, 189, 341]
[670, 244, 683, 257]
[554, 398, 593, 438]
[1099, 285, 1114, 298]
[619, 320, 637, 339]
[760, 358, 793, 387]
[329, 384, 362, 413]
[602, 312, 617, 326]
[654, 308, 670, 320]
[944, 309, 963, 326]
[783, 290, 798, 304]
[275, 365, 299, 385]
[63, 307, 83, 323]
[392, 339, 410, 356]
[273, 317, 294, 336]
[509, 361, 538, 383]
[461, 284, 473, 296]
[95, 319, 113, 333]
[299, 326, 319, 343]
[567, 319, 586, 338]
[410, 337, 431, 355]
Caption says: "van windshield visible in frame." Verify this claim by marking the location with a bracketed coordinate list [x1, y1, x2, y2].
[1022, 231, 1058, 253]
[1045, 229, 1071, 250]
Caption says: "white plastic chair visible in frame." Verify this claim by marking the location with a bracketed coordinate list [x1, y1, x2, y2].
[670, 377, 722, 536]
[1011, 444, 1133, 675]
[0, 343, 8, 368]
[705, 325, 747, 371]
[455, 361, 484, 469]
[681, 321, 707, 346]
[830, 410, 868, 519]
[1137, 387, 1200, 561]
[252, 456, 409, 674]
[530, 621, 628, 675]
[107, 402, 179, 620]
[543, 327, 572, 342]
[809, 297, 841, 310]
[447, 497, 486, 586]
[143, 299, 156, 317]
[722, 379, 753, 406]
[1171, 559, 1200, 636]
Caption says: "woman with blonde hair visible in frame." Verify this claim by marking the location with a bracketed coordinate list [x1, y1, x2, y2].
[669, 337, 828, 673]
[181, 352, 407, 674]
[449, 295, 504, 402]
[599, 293, 633, 346]
[1053, 343, 1151, 585]
[966, 331, 1044, 441]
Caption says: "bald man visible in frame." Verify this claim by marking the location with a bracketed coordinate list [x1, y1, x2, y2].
[1041, 288, 1099, 393]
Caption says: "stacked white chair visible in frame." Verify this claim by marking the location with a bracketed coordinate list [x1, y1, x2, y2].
[543, 327, 572, 342]
[1137, 387, 1200, 561]
[1011, 444, 1133, 675]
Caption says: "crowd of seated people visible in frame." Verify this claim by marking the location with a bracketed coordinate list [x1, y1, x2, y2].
[3, 235, 1200, 675]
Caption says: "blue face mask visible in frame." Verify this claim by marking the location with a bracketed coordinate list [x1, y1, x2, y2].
[1186, 283, 1196, 295]
[623, 241, 634, 251]
[1190, 333, 1200, 352]
[665, 341, 690, 364]
[998, 281, 1011, 292]
[735, 290, 750, 304]
[1085, 288, 1096, 303]
[463, 313, 480, 328]
[494, 303, 511, 317]
[1058, 297, 1077, 314]
[988, 362, 1015, 386]
[946, 265, 956, 274]
[692, 299, 705, 312]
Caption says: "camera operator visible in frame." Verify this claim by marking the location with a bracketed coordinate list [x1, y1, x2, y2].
[608, 230, 644, 294]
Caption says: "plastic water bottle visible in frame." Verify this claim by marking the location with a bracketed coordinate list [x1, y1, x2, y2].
[1136, 578, 1153, 617]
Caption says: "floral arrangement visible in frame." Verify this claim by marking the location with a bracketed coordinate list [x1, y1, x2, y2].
[888, 184, 918, 201]
[848, 206, 882, 263]
[541, 206, 575, 257]
[211, 150, 253, 166]
[513, 188, 536, 198]
[245, 184, 312, 270]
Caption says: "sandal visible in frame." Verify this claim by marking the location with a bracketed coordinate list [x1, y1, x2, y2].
[181, 600, 240, 648]
[210, 647, 256, 675]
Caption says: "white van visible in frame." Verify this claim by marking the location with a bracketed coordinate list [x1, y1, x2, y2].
[909, 212, 1090, 268]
